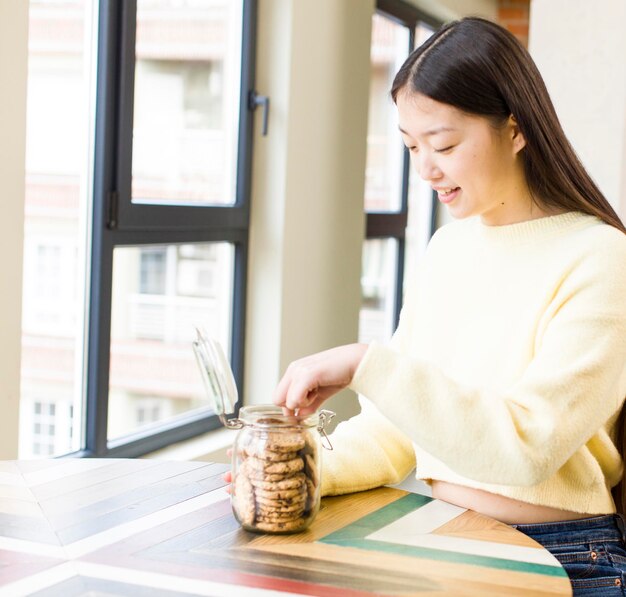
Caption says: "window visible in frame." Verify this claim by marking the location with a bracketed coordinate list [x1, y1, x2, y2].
[359, 1, 441, 344]
[139, 248, 167, 295]
[107, 242, 234, 438]
[27, 400, 70, 458]
[132, 58, 231, 206]
[92, 0, 256, 457]
[136, 399, 163, 426]
[19, 0, 96, 458]
[20, 0, 257, 458]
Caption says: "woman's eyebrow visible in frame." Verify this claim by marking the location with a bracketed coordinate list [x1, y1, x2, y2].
[398, 125, 457, 136]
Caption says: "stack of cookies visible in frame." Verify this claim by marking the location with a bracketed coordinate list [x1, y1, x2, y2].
[232, 419, 319, 533]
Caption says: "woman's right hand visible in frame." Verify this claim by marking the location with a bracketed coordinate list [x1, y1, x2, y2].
[273, 343, 367, 415]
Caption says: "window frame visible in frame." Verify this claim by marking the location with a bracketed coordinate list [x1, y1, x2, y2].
[368, 0, 442, 329]
[74, 0, 256, 458]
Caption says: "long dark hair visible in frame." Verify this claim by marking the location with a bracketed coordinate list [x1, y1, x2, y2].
[391, 17, 626, 511]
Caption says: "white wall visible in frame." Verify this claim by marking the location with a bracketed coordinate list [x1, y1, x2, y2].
[438, 0, 497, 18]
[0, 3, 28, 459]
[529, 0, 626, 218]
[406, 0, 497, 22]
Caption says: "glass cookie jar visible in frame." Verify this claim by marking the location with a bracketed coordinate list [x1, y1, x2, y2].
[231, 406, 333, 534]
[192, 330, 334, 534]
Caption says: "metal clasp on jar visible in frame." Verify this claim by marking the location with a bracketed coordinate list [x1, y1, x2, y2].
[219, 414, 244, 429]
[317, 409, 336, 450]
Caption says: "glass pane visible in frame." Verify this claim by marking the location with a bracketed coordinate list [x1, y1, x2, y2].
[131, 0, 243, 206]
[404, 166, 436, 287]
[404, 23, 438, 288]
[19, 0, 97, 458]
[107, 242, 234, 441]
[358, 239, 398, 343]
[364, 14, 410, 213]
[415, 21, 435, 47]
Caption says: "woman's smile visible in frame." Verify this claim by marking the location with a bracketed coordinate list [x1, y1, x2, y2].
[433, 186, 461, 204]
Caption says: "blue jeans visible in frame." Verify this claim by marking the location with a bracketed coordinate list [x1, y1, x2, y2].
[512, 515, 626, 596]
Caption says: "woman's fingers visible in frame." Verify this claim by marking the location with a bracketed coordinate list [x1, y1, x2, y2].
[295, 385, 346, 416]
[223, 470, 232, 494]
[274, 344, 368, 412]
[279, 356, 328, 411]
[273, 365, 293, 407]
[285, 374, 317, 411]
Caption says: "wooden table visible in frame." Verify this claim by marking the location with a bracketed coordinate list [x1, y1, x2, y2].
[0, 459, 571, 596]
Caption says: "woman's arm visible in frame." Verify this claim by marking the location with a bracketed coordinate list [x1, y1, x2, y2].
[321, 397, 416, 496]
[348, 244, 626, 486]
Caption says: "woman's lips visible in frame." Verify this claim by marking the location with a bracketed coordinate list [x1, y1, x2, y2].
[436, 187, 460, 204]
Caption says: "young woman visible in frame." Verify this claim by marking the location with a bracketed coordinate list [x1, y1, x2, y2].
[272, 17, 626, 596]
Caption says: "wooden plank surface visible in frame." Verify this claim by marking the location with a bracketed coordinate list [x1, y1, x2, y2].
[249, 487, 407, 545]
[253, 543, 570, 597]
[0, 459, 572, 596]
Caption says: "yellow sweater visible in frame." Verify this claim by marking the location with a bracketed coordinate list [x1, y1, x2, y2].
[322, 212, 626, 514]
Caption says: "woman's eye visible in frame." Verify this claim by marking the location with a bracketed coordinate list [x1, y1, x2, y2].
[434, 145, 454, 153]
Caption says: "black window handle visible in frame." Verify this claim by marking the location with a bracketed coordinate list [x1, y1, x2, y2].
[249, 91, 270, 136]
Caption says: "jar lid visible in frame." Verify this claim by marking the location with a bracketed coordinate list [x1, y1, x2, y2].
[192, 328, 238, 422]
[238, 405, 318, 428]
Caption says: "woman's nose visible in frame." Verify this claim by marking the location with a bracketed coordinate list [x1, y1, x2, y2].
[414, 153, 442, 182]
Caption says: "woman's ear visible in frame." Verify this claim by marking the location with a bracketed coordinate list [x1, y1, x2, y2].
[509, 114, 526, 154]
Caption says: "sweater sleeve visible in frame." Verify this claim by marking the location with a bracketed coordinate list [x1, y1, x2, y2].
[349, 242, 626, 487]
[321, 396, 416, 496]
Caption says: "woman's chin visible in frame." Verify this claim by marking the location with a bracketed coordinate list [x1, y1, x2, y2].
[444, 204, 472, 220]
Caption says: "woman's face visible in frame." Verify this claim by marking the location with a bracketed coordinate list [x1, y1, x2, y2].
[396, 91, 532, 226]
